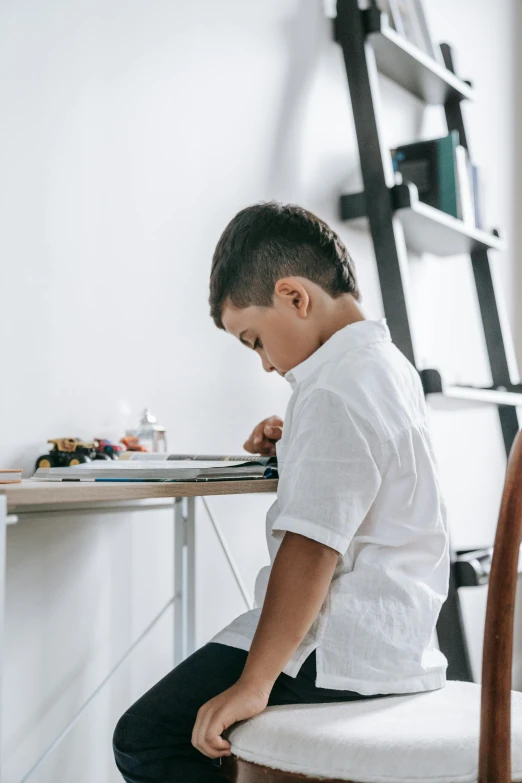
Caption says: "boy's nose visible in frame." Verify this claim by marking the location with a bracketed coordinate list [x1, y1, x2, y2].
[261, 356, 275, 373]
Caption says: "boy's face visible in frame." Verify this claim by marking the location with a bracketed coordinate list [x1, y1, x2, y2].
[221, 277, 321, 377]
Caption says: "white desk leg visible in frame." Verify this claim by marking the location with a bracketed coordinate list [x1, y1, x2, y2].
[174, 498, 185, 665]
[185, 497, 196, 658]
[174, 497, 196, 666]
[0, 496, 8, 783]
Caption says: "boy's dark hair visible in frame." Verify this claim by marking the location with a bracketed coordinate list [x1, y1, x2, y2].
[209, 201, 360, 328]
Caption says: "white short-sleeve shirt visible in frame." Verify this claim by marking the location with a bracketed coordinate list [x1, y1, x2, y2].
[212, 319, 449, 695]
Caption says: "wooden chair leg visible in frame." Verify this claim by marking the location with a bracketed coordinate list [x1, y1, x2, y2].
[221, 755, 349, 783]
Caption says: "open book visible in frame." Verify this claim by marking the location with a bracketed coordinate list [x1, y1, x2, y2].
[118, 452, 259, 462]
[32, 455, 278, 483]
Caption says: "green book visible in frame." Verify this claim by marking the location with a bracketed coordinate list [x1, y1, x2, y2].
[436, 131, 459, 218]
[392, 130, 460, 218]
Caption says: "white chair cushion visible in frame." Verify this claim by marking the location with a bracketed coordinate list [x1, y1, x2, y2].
[228, 681, 522, 783]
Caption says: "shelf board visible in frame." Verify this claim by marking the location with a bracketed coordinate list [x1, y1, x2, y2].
[340, 185, 505, 257]
[427, 385, 522, 410]
[455, 546, 522, 588]
[445, 386, 522, 407]
[366, 11, 474, 105]
[393, 184, 505, 256]
[420, 370, 522, 409]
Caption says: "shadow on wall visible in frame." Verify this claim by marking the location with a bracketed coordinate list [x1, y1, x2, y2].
[267, 0, 331, 194]
[265, 0, 364, 217]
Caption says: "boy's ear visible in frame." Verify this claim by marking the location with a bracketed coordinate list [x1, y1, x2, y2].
[274, 278, 310, 319]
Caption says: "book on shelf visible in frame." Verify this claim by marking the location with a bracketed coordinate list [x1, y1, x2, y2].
[32, 455, 278, 483]
[392, 133, 487, 231]
[455, 145, 475, 226]
[470, 164, 484, 229]
[392, 131, 460, 218]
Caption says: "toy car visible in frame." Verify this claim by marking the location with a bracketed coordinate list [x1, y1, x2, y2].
[35, 439, 97, 470]
[94, 439, 125, 460]
[120, 436, 148, 452]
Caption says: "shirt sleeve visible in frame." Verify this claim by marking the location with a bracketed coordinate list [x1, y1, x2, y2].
[271, 388, 382, 554]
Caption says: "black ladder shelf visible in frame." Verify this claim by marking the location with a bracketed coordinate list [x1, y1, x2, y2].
[334, 0, 522, 681]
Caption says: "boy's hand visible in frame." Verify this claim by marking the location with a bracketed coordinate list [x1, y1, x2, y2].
[243, 416, 283, 456]
[191, 678, 270, 758]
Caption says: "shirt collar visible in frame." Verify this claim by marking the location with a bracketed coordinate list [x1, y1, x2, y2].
[285, 318, 391, 389]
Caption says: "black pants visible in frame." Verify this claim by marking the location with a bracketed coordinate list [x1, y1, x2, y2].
[113, 642, 371, 782]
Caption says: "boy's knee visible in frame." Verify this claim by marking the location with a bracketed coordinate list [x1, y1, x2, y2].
[113, 709, 150, 776]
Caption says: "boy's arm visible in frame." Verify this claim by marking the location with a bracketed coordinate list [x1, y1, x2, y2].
[241, 532, 338, 685]
[191, 531, 338, 759]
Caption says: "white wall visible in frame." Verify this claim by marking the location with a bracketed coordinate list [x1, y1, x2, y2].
[0, 1, 520, 780]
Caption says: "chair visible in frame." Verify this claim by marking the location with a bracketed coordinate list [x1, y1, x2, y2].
[222, 430, 522, 783]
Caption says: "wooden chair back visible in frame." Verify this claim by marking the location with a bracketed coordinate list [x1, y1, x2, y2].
[479, 428, 522, 783]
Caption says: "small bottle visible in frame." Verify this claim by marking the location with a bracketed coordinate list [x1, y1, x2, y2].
[134, 408, 168, 453]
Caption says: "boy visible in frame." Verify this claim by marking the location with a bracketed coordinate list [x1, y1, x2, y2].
[113, 202, 449, 782]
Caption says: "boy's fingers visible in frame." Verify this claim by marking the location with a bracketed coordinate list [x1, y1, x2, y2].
[192, 704, 212, 753]
[207, 712, 232, 751]
[244, 435, 264, 453]
[248, 424, 263, 444]
[207, 733, 231, 753]
[198, 714, 231, 758]
[245, 430, 270, 453]
[191, 714, 202, 751]
[244, 417, 283, 453]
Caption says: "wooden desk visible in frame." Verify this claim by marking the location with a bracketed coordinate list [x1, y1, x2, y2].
[3, 478, 277, 508]
[0, 478, 277, 783]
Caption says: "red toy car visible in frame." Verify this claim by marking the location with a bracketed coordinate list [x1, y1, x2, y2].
[120, 436, 148, 452]
[94, 439, 125, 460]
